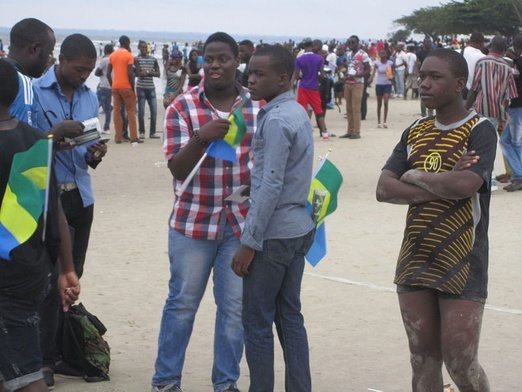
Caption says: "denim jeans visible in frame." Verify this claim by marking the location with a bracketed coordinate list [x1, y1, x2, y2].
[137, 87, 157, 136]
[500, 107, 522, 180]
[0, 275, 49, 391]
[152, 223, 243, 392]
[394, 68, 405, 96]
[96, 87, 112, 131]
[242, 230, 314, 392]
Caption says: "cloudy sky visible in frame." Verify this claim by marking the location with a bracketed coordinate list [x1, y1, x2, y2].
[1, 0, 447, 40]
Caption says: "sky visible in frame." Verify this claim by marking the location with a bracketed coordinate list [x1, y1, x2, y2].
[1, 0, 449, 41]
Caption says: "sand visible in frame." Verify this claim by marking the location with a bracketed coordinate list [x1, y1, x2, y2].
[51, 94, 522, 392]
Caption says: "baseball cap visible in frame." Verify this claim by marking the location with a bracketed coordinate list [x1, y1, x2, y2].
[170, 50, 183, 58]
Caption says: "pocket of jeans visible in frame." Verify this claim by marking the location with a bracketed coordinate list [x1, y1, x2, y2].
[264, 238, 296, 266]
[298, 229, 316, 256]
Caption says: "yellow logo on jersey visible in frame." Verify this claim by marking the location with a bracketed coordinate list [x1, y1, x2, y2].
[424, 152, 442, 173]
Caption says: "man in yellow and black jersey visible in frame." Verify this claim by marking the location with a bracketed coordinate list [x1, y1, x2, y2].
[377, 48, 495, 392]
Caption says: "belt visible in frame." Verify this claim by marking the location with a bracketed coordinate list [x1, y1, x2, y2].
[58, 182, 78, 192]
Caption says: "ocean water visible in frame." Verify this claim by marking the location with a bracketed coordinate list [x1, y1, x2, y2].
[0, 27, 305, 94]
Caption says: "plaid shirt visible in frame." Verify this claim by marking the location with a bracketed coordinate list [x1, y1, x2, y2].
[471, 53, 518, 121]
[163, 82, 261, 240]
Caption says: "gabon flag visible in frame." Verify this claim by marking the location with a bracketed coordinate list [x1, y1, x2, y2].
[0, 138, 53, 260]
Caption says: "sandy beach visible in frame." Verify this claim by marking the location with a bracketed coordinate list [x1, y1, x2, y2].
[51, 93, 522, 392]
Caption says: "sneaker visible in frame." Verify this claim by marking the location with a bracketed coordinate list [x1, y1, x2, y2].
[491, 183, 499, 192]
[139, 133, 145, 139]
[377, 124, 382, 129]
[383, 123, 388, 129]
[43, 370, 55, 390]
[131, 139, 144, 144]
[150, 134, 161, 139]
[222, 388, 241, 392]
[151, 384, 182, 392]
[122, 137, 131, 143]
[504, 179, 522, 192]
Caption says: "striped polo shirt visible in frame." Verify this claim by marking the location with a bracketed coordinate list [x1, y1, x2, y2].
[470, 53, 518, 120]
[135, 54, 157, 90]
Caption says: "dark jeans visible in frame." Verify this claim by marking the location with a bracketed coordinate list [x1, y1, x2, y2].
[39, 189, 94, 369]
[0, 275, 49, 390]
[137, 88, 157, 136]
[242, 230, 314, 392]
[96, 87, 112, 131]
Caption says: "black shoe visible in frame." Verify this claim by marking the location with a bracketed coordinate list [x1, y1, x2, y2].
[131, 139, 144, 144]
[349, 134, 361, 139]
[339, 133, 351, 138]
[122, 137, 130, 143]
[43, 370, 55, 389]
[150, 134, 161, 139]
[330, 133, 337, 137]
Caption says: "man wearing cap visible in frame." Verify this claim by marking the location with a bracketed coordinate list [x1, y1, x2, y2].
[107, 35, 142, 144]
[163, 49, 187, 108]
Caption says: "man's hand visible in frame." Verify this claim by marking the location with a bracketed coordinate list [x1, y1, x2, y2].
[198, 119, 231, 143]
[453, 150, 480, 171]
[50, 120, 84, 140]
[231, 245, 256, 277]
[58, 271, 81, 312]
[87, 141, 108, 160]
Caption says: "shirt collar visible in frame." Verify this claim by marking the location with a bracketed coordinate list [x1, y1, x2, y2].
[197, 81, 250, 111]
[37, 65, 90, 93]
[259, 90, 294, 114]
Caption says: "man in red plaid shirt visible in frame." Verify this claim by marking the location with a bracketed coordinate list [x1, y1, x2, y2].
[150, 32, 261, 392]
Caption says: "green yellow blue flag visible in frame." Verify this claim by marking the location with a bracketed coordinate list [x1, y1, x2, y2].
[0, 138, 52, 260]
[206, 107, 247, 162]
[306, 159, 343, 266]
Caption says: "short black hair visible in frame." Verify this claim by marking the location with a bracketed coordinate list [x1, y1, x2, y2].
[60, 34, 97, 60]
[119, 35, 130, 47]
[252, 45, 294, 77]
[469, 31, 484, 43]
[104, 44, 114, 55]
[425, 48, 468, 80]
[239, 39, 254, 50]
[138, 40, 147, 48]
[0, 60, 20, 107]
[349, 35, 360, 43]
[203, 32, 239, 58]
[10, 18, 53, 50]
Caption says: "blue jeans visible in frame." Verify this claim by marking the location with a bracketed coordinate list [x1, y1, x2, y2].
[242, 230, 314, 392]
[137, 88, 157, 136]
[394, 68, 405, 96]
[96, 87, 112, 131]
[500, 107, 522, 180]
[0, 274, 49, 391]
[152, 223, 243, 392]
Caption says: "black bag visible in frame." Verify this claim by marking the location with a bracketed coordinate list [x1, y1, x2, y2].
[57, 303, 111, 382]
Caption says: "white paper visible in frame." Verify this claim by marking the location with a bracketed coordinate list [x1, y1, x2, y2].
[225, 185, 249, 203]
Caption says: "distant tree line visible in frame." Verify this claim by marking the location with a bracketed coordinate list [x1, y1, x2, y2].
[393, 0, 522, 39]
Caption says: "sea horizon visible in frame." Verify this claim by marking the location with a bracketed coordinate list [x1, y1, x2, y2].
[0, 26, 348, 47]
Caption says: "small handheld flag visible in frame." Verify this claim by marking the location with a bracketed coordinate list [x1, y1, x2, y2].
[0, 138, 52, 260]
[206, 106, 247, 162]
[306, 158, 343, 266]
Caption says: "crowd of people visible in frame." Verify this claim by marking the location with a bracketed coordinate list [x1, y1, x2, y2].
[0, 16, 521, 392]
